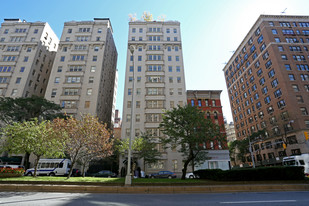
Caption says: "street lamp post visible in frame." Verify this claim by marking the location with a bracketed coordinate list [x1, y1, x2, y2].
[248, 137, 256, 168]
[125, 45, 135, 186]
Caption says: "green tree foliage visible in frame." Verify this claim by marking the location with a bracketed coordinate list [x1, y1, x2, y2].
[52, 114, 113, 178]
[0, 96, 65, 169]
[117, 133, 161, 170]
[228, 139, 249, 164]
[1, 119, 65, 176]
[229, 129, 266, 165]
[159, 105, 225, 179]
[0, 96, 64, 125]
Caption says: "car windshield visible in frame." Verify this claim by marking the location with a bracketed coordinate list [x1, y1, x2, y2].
[284, 160, 296, 166]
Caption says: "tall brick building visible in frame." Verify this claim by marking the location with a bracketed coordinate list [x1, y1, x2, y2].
[187, 90, 230, 170]
[223, 15, 309, 166]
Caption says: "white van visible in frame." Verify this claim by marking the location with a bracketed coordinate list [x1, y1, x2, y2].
[25, 159, 71, 176]
[283, 154, 309, 178]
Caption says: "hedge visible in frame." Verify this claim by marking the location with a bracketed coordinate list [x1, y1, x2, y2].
[194, 166, 304, 181]
[0, 168, 25, 178]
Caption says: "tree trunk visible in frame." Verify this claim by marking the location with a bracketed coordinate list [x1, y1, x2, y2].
[191, 159, 194, 172]
[182, 159, 190, 180]
[34, 156, 40, 177]
[24, 152, 31, 170]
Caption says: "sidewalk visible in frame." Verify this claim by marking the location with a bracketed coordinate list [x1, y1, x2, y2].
[1, 183, 309, 193]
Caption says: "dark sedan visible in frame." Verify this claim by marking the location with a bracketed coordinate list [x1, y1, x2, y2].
[149, 171, 177, 179]
[89, 170, 117, 178]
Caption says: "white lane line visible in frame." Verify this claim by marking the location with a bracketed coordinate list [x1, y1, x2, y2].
[220, 200, 296, 204]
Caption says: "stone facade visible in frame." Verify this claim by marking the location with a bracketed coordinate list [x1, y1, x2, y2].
[45, 18, 117, 127]
[0, 18, 58, 98]
[121, 20, 187, 175]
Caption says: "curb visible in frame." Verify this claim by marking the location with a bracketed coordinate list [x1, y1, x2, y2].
[1, 184, 309, 193]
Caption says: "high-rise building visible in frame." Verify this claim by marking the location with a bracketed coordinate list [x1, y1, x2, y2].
[0, 18, 58, 98]
[187, 90, 230, 170]
[223, 15, 309, 166]
[45, 18, 117, 127]
[121, 19, 187, 175]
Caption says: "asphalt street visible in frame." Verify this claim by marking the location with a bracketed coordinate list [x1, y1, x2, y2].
[1, 191, 309, 206]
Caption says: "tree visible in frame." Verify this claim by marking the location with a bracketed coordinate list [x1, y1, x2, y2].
[1, 119, 65, 177]
[0, 96, 64, 124]
[0, 96, 65, 169]
[117, 133, 161, 172]
[160, 105, 225, 180]
[52, 114, 113, 178]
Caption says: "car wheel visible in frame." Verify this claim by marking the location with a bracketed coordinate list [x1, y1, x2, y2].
[49, 172, 55, 176]
[151, 176, 155, 179]
[168, 175, 172, 179]
[189, 175, 194, 179]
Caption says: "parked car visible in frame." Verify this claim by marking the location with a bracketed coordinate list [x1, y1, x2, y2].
[88, 170, 117, 178]
[185, 172, 199, 179]
[149, 171, 177, 179]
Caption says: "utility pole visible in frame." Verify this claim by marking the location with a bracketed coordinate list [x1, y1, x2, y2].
[125, 45, 135, 186]
[248, 137, 255, 168]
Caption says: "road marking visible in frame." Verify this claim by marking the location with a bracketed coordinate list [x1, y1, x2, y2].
[220, 200, 296, 204]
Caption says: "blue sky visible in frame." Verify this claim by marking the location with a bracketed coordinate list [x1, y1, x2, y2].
[2, 0, 309, 122]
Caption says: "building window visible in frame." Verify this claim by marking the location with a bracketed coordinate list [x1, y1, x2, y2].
[291, 149, 301, 155]
[87, 88, 92, 95]
[136, 88, 141, 95]
[274, 89, 282, 98]
[15, 77, 21, 84]
[136, 101, 140, 108]
[277, 100, 286, 109]
[177, 77, 181, 83]
[168, 56, 172, 61]
[176, 56, 179, 61]
[60, 56, 65, 62]
[169, 77, 173, 83]
[19, 67, 25, 72]
[138, 56, 142, 61]
[300, 107, 308, 115]
[305, 121, 309, 128]
[272, 29, 278, 34]
[84, 101, 90, 108]
[93, 56, 97, 61]
[281, 55, 288, 60]
[292, 84, 299, 92]
[288, 74, 295, 81]
[54, 77, 60, 83]
[296, 95, 304, 103]
[198, 99, 202, 107]
[275, 37, 281, 42]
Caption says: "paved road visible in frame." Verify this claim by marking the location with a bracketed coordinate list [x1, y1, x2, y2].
[1, 191, 309, 206]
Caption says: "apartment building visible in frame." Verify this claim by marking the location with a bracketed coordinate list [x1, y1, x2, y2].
[45, 18, 117, 127]
[187, 90, 230, 170]
[0, 18, 58, 98]
[121, 20, 187, 175]
[223, 15, 309, 166]
[225, 121, 237, 143]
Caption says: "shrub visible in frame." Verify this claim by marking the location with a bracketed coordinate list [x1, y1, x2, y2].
[0, 168, 25, 178]
[194, 166, 304, 181]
